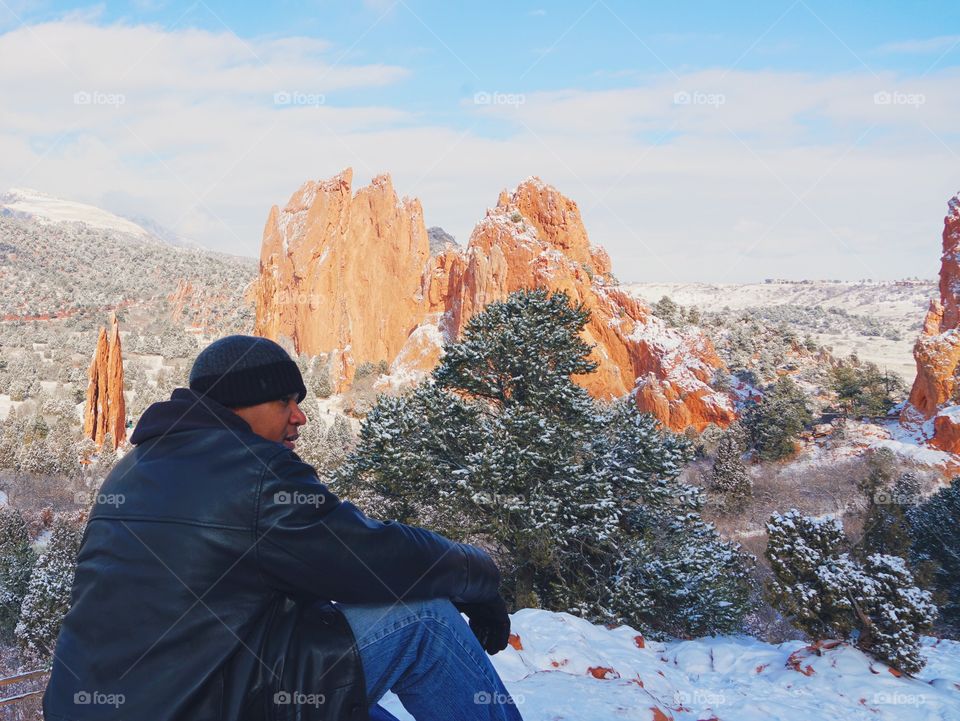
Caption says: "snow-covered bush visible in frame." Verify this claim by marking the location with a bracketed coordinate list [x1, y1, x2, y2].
[0, 507, 36, 642]
[15, 515, 84, 664]
[908, 477, 960, 635]
[766, 509, 935, 674]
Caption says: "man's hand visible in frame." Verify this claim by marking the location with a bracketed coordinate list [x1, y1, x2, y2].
[454, 595, 511, 655]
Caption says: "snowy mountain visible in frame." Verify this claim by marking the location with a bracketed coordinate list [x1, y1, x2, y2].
[0, 188, 152, 238]
[380, 609, 960, 721]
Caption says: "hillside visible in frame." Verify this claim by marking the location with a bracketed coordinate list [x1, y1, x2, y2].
[628, 280, 935, 383]
[0, 215, 254, 326]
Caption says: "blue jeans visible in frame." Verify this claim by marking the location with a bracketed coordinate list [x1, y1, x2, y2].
[338, 598, 524, 721]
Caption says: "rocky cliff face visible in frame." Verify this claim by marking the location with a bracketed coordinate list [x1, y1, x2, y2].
[902, 193, 960, 451]
[253, 171, 734, 431]
[83, 313, 126, 448]
[254, 169, 431, 389]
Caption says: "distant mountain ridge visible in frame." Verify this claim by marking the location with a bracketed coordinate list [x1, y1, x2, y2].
[0, 188, 206, 251]
[0, 188, 152, 238]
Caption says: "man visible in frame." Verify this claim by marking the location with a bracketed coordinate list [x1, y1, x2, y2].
[44, 335, 524, 721]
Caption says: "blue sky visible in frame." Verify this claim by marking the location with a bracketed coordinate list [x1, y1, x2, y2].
[1, 1, 958, 281]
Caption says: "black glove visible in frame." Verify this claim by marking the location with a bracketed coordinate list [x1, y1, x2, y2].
[454, 595, 511, 655]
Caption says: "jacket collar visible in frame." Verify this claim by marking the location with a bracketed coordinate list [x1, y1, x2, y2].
[130, 388, 252, 445]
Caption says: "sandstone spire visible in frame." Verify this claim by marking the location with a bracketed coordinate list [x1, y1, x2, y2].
[902, 192, 960, 450]
[83, 313, 126, 448]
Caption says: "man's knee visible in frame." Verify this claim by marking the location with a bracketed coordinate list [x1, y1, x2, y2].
[339, 597, 465, 645]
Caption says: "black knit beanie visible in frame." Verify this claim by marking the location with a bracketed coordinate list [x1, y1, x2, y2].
[189, 335, 306, 408]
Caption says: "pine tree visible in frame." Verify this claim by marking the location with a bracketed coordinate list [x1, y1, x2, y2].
[743, 377, 813, 461]
[0, 507, 36, 642]
[338, 289, 757, 636]
[766, 510, 857, 639]
[908, 477, 960, 634]
[292, 408, 327, 472]
[15, 515, 84, 664]
[766, 509, 935, 674]
[325, 414, 354, 470]
[709, 423, 751, 502]
[653, 296, 680, 327]
[311, 366, 333, 399]
[859, 467, 917, 561]
[851, 554, 937, 675]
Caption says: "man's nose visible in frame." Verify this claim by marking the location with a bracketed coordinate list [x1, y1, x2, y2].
[291, 402, 307, 426]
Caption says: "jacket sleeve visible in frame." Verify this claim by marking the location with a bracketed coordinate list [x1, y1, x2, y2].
[254, 449, 500, 604]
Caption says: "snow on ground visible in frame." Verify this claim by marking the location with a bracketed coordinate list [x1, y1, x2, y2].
[812, 332, 917, 383]
[379, 609, 960, 721]
[783, 418, 958, 475]
[627, 281, 933, 322]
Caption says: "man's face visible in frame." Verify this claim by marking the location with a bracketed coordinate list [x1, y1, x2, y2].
[232, 394, 307, 450]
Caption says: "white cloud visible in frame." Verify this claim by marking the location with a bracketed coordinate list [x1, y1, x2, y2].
[0, 19, 958, 283]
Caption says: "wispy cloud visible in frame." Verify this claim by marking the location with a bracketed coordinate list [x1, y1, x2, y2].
[878, 35, 960, 54]
[0, 18, 957, 283]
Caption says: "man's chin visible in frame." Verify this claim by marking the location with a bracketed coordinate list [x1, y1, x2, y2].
[282, 439, 297, 450]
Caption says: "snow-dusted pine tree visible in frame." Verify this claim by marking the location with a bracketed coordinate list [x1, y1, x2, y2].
[0, 506, 36, 642]
[766, 509, 935, 673]
[337, 289, 757, 636]
[743, 377, 813, 461]
[851, 553, 937, 675]
[709, 423, 751, 502]
[908, 477, 960, 633]
[767, 510, 863, 637]
[15, 515, 84, 664]
[324, 414, 354, 469]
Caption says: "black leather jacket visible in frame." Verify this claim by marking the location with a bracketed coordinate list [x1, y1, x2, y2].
[44, 389, 500, 720]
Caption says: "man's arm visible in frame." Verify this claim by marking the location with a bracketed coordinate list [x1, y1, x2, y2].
[254, 449, 500, 604]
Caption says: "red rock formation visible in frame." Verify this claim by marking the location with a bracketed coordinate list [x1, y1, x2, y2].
[902, 193, 960, 450]
[254, 169, 430, 388]
[168, 278, 195, 323]
[253, 170, 734, 431]
[83, 313, 126, 448]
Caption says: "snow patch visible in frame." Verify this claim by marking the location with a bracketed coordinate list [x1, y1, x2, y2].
[378, 609, 960, 721]
[0, 188, 150, 238]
